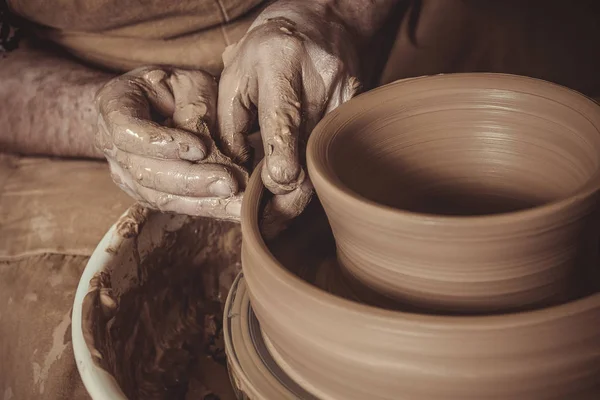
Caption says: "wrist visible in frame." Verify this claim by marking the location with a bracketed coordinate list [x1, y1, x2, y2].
[254, 0, 400, 42]
[246, 1, 359, 62]
[319, 0, 402, 41]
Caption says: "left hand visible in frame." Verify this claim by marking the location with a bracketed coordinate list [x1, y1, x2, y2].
[95, 67, 248, 220]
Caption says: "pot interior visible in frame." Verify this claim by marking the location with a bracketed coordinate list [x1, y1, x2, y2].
[329, 84, 600, 216]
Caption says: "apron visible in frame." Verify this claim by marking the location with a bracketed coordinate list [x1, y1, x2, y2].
[6, 0, 266, 75]
[7, 0, 600, 96]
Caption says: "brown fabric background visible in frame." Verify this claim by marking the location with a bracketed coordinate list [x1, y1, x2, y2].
[380, 0, 600, 98]
[7, 0, 266, 74]
[7, 0, 264, 33]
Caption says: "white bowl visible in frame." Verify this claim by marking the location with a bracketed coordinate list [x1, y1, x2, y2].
[72, 204, 242, 399]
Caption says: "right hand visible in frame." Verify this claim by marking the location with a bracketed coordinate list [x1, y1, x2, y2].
[217, 3, 362, 231]
[95, 67, 248, 221]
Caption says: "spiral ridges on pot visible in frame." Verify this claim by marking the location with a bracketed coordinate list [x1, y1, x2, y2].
[309, 74, 600, 313]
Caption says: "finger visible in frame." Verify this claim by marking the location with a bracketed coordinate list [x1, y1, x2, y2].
[132, 68, 176, 116]
[342, 76, 362, 103]
[324, 75, 362, 115]
[110, 149, 238, 198]
[130, 180, 243, 221]
[261, 177, 314, 239]
[217, 66, 255, 164]
[106, 157, 142, 201]
[94, 112, 115, 153]
[170, 69, 249, 189]
[96, 69, 207, 161]
[257, 66, 304, 194]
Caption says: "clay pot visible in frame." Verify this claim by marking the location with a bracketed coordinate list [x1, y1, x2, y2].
[241, 160, 600, 399]
[307, 73, 600, 313]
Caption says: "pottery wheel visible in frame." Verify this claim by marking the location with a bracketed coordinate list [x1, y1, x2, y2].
[225, 194, 600, 399]
[224, 272, 317, 399]
[223, 202, 336, 399]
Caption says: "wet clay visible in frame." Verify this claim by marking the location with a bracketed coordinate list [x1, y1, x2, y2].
[240, 159, 600, 400]
[96, 67, 248, 220]
[82, 211, 242, 400]
[307, 73, 600, 313]
[223, 273, 318, 400]
[95, 64, 313, 227]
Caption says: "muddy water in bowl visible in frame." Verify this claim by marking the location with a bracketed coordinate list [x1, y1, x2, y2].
[308, 73, 600, 313]
[77, 206, 242, 400]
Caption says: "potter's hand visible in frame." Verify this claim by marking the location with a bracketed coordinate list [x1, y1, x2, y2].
[96, 67, 248, 220]
[217, 1, 363, 223]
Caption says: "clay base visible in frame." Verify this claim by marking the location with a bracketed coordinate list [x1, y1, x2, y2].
[224, 273, 317, 399]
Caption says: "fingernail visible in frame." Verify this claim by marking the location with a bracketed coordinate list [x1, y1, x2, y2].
[261, 165, 305, 195]
[267, 155, 302, 185]
[209, 179, 234, 198]
[179, 143, 205, 161]
[225, 199, 242, 218]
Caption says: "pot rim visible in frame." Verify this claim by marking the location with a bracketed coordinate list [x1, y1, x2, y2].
[307, 73, 600, 229]
[242, 159, 600, 329]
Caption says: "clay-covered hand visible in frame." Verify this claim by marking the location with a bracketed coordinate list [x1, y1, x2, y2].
[217, 1, 362, 223]
[96, 67, 248, 220]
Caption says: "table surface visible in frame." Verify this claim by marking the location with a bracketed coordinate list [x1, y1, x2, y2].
[0, 154, 132, 399]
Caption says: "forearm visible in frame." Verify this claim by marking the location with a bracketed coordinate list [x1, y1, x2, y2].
[0, 42, 113, 158]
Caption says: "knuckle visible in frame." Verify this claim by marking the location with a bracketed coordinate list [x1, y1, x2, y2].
[96, 73, 132, 103]
[106, 116, 129, 142]
[110, 171, 124, 185]
[275, 33, 303, 52]
[264, 105, 301, 132]
[257, 32, 303, 59]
